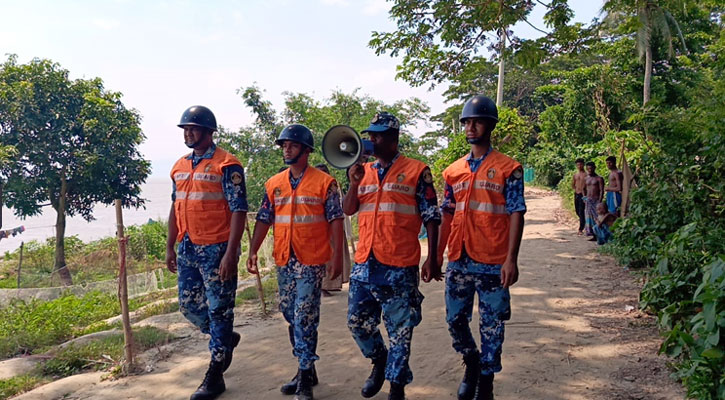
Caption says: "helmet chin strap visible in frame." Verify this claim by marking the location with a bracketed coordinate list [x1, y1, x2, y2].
[283, 147, 304, 165]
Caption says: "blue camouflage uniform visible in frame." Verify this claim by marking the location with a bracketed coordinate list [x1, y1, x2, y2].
[257, 166, 343, 370]
[348, 153, 441, 385]
[171, 144, 248, 364]
[440, 147, 526, 375]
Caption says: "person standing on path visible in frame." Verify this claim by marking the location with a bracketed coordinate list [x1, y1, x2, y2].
[343, 112, 441, 400]
[437, 95, 526, 400]
[605, 156, 622, 216]
[247, 124, 344, 400]
[572, 158, 587, 235]
[583, 161, 605, 240]
[166, 105, 247, 400]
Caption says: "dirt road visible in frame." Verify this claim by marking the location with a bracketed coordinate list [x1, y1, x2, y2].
[17, 188, 684, 400]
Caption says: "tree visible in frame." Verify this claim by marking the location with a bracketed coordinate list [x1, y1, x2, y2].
[217, 87, 432, 208]
[369, 0, 574, 105]
[0, 56, 150, 285]
[603, 0, 688, 105]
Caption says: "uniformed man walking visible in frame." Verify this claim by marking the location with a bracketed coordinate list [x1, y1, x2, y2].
[344, 112, 441, 400]
[437, 95, 526, 400]
[247, 124, 344, 400]
[166, 105, 247, 400]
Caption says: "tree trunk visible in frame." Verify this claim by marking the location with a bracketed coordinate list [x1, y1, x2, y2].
[496, 28, 506, 107]
[643, 40, 652, 106]
[54, 175, 73, 286]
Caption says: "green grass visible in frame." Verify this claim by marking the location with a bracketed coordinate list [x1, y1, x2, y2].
[133, 301, 180, 321]
[0, 374, 49, 399]
[235, 273, 278, 308]
[41, 326, 176, 377]
[0, 287, 180, 360]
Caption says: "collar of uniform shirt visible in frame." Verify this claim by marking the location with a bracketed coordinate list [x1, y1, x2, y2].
[288, 165, 308, 185]
[372, 152, 401, 171]
[465, 146, 493, 162]
[185, 143, 217, 161]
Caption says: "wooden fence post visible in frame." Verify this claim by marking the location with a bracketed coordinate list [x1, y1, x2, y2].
[16, 242, 23, 289]
[245, 218, 266, 315]
[115, 199, 134, 371]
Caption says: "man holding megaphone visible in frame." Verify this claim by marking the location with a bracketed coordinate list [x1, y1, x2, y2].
[342, 112, 441, 400]
[247, 124, 344, 400]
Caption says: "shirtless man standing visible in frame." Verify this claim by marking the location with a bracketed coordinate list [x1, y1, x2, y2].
[583, 162, 604, 240]
[572, 158, 587, 235]
[605, 156, 622, 216]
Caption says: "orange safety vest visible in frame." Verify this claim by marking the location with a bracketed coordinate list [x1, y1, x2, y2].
[171, 147, 243, 245]
[354, 155, 427, 267]
[266, 166, 336, 266]
[443, 150, 522, 264]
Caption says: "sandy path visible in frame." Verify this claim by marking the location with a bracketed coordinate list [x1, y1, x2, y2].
[16, 188, 683, 400]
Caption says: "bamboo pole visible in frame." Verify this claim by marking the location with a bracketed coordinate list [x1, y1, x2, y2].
[115, 199, 134, 371]
[245, 219, 266, 314]
[16, 242, 23, 289]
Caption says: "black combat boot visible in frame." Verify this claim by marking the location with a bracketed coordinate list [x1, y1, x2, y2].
[293, 368, 315, 400]
[361, 349, 388, 398]
[474, 373, 494, 400]
[458, 352, 480, 400]
[190, 360, 225, 400]
[222, 331, 241, 372]
[281, 326, 319, 395]
[388, 382, 406, 400]
[281, 365, 319, 395]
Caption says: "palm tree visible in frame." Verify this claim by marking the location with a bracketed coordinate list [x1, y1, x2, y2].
[604, 0, 688, 106]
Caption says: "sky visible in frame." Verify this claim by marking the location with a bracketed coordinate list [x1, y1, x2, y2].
[0, 0, 600, 179]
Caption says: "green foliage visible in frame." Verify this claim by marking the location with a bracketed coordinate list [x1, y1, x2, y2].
[0, 220, 169, 288]
[0, 374, 47, 400]
[0, 291, 121, 359]
[217, 87, 433, 208]
[368, 0, 574, 88]
[41, 326, 175, 377]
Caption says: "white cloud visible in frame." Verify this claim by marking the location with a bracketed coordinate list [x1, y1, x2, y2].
[362, 0, 389, 16]
[92, 18, 120, 30]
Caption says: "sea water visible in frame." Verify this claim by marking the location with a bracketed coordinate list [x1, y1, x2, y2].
[0, 179, 172, 254]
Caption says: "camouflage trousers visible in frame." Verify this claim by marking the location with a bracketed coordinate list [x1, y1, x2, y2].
[347, 278, 424, 385]
[445, 268, 511, 375]
[177, 236, 238, 363]
[277, 263, 325, 370]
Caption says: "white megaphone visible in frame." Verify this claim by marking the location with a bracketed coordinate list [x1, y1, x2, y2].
[322, 125, 374, 169]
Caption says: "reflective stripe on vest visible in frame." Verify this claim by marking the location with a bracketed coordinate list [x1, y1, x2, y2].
[275, 214, 327, 224]
[175, 191, 226, 201]
[359, 202, 417, 215]
[455, 200, 507, 214]
[274, 196, 324, 206]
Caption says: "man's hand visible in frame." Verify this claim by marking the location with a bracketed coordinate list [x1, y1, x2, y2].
[328, 258, 342, 281]
[247, 253, 259, 275]
[500, 259, 519, 288]
[348, 163, 364, 187]
[165, 248, 177, 273]
[421, 257, 442, 283]
[219, 251, 239, 281]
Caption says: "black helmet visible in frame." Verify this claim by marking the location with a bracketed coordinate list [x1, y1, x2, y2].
[460, 95, 498, 123]
[178, 105, 217, 131]
[275, 124, 314, 150]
